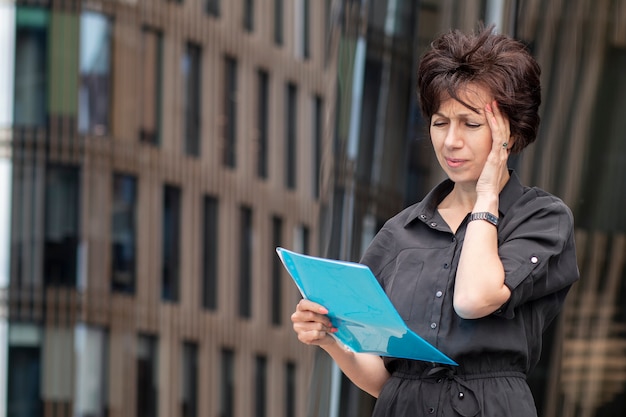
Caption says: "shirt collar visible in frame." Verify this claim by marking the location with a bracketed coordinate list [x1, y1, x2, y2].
[403, 170, 524, 228]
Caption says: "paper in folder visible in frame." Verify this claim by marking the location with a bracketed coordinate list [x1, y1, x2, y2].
[276, 247, 457, 366]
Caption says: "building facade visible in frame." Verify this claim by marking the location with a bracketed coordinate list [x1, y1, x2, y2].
[1, 1, 334, 416]
[2, 1, 626, 417]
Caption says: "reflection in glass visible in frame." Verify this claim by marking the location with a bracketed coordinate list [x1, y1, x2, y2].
[44, 164, 80, 287]
[162, 184, 181, 302]
[112, 173, 137, 293]
[78, 11, 111, 136]
[14, 7, 48, 127]
[183, 42, 202, 157]
[136, 334, 158, 417]
[74, 324, 109, 417]
[7, 323, 42, 417]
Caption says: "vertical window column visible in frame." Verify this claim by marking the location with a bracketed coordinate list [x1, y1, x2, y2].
[294, 0, 310, 59]
[181, 342, 198, 417]
[220, 348, 235, 417]
[271, 216, 283, 325]
[285, 83, 297, 189]
[14, 6, 49, 127]
[223, 56, 238, 167]
[239, 206, 253, 318]
[254, 355, 267, 417]
[273, 0, 283, 46]
[111, 173, 137, 293]
[256, 69, 269, 179]
[136, 334, 158, 417]
[162, 185, 181, 302]
[285, 361, 296, 417]
[202, 195, 219, 310]
[183, 42, 202, 157]
[74, 324, 109, 417]
[78, 11, 111, 136]
[44, 164, 80, 287]
[139, 27, 163, 145]
[313, 96, 323, 198]
[243, 0, 254, 32]
[7, 324, 43, 417]
[205, 0, 220, 17]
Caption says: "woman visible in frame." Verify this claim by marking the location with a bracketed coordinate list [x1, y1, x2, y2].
[291, 26, 579, 416]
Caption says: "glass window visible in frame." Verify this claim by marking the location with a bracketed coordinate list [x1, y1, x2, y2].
[183, 42, 202, 157]
[256, 69, 269, 179]
[223, 56, 238, 167]
[136, 334, 158, 417]
[294, 0, 310, 59]
[239, 206, 252, 318]
[202, 195, 219, 310]
[48, 8, 79, 120]
[271, 215, 283, 325]
[274, 0, 283, 46]
[44, 164, 80, 287]
[14, 6, 48, 127]
[285, 83, 297, 189]
[294, 224, 310, 255]
[285, 361, 296, 417]
[162, 184, 181, 302]
[254, 355, 267, 417]
[112, 173, 137, 294]
[74, 324, 109, 417]
[78, 11, 111, 136]
[181, 342, 198, 417]
[313, 95, 323, 198]
[139, 27, 163, 145]
[7, 323, 43, 417]
[243, 0, 254, 32]
[220, 348, 235, 417]
[206, 0, 220, 17]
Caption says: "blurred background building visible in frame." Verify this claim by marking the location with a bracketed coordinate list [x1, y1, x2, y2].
[0, 1, 625, 417]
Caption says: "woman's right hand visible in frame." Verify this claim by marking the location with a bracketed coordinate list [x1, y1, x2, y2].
[291, 299, 338, 346]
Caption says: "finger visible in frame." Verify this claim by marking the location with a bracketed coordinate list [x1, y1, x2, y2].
[485, 101, 511, 152]
[296, 298, 329, 314]
[291, 301, 336, 330]
[297, 328, 332, 345]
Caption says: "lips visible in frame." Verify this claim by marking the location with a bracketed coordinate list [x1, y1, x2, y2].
[445, 157, 467, 168]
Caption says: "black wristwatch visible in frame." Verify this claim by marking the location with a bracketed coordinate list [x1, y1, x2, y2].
[469, 211, 499, 227]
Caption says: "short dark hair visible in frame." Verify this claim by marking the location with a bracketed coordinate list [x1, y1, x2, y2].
[417, 25, 541, 153]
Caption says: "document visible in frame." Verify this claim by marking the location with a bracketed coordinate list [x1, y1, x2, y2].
[276, 247, 457, 366]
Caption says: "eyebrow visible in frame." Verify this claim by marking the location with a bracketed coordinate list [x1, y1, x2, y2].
[432, 110, 484, 118]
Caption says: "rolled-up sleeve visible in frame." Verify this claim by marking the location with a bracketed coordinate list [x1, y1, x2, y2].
[495, 192, 580, 320]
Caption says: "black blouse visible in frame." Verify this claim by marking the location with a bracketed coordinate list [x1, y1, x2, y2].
[360, 171, 580, 375]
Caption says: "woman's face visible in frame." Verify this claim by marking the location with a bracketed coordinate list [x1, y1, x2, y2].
[430, 84, 503, 185]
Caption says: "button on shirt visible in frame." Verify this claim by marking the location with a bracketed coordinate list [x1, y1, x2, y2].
[360, 171, 579, 374]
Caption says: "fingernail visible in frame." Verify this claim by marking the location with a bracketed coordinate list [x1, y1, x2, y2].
[485, 104, 492, 113]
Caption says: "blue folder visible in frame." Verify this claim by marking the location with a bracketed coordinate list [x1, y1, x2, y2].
[277, 247, 457, 366]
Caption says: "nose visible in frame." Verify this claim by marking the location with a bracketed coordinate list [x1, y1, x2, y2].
[443, 123, 463, 148]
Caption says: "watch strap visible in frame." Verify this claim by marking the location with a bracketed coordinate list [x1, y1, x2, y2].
[469, 211, 499, 227]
